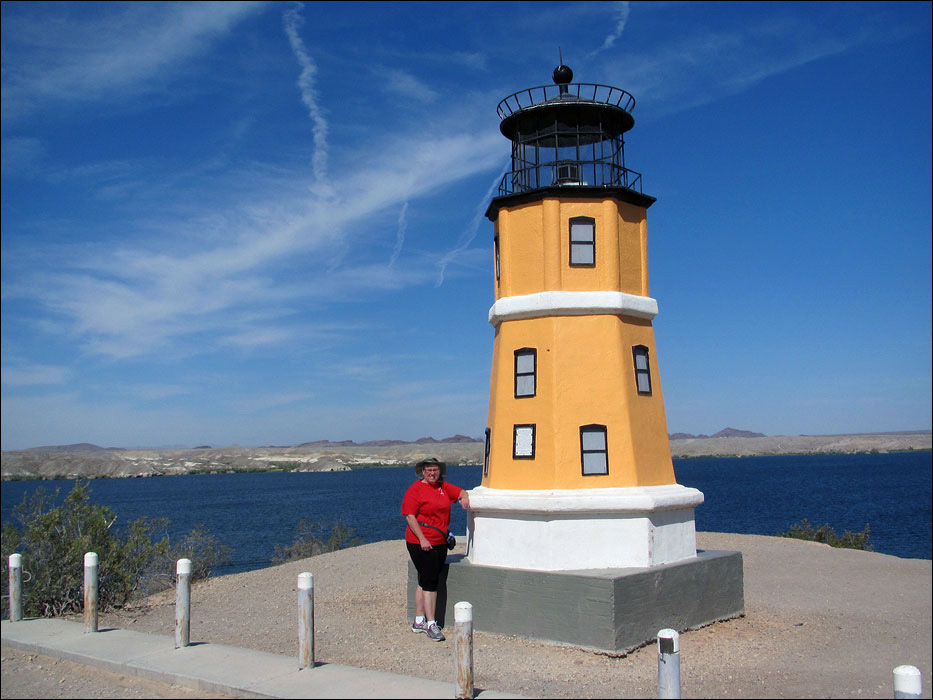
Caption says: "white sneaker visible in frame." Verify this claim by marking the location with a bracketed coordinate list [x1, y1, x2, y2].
[411, 619, 428, 634]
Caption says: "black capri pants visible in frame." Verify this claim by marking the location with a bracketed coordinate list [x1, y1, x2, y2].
[407, 542, 448, 592]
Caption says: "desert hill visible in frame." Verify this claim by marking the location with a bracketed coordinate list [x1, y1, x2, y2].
[2, 431, 929, 481]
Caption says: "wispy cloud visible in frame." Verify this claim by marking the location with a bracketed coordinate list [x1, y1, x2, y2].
[604, 14, 874, 118]
[589, 1, 630, 57]
[282, 2, 333, 199]
[435, 160, 509, 286]
[132, 384, 192, 401]
[1, 363, 70, 387]
[384, 68, 439, 103]
[1, 2, 266, 122]
[389, 202, 409, 268]
[225, 327, 298, 350]
[2, 2, 643, 373]
[228, 392, 315, 413]
[6, 126, 504, 360]
[444, 51, 488, 71]
[0, 136, 46, 177]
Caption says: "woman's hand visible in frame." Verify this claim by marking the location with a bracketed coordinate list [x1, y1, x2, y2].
[459, 491, 471, 510]
[406, 514, 433, 550]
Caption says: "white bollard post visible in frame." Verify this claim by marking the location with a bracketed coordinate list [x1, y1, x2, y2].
[175, 558, 192, 648]
[8, 553, 23, 622]
[657, 628, 681, 699]
[893, 665, 922, 699]
[84, 552, 98, 633]
[454, 601, 474, 699]
[298, 572, 314, 670]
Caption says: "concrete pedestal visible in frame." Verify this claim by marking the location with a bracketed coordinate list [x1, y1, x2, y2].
[466, 485, 705, 570]
[407, 549, 744, 653]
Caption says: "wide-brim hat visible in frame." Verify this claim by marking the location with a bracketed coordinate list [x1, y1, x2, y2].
[415, 457, 447, 477]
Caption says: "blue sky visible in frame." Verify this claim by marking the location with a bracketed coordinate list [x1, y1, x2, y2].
[1, 1, 930, 451]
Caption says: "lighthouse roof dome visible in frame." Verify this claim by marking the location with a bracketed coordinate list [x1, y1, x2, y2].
[497, 65, 636, 141]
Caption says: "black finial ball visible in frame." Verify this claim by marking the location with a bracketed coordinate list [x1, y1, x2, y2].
[553, 64, 573, 85]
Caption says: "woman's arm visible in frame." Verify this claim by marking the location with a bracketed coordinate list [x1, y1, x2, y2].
[405, 514, 432, 551]
[458, 490, 470, 510]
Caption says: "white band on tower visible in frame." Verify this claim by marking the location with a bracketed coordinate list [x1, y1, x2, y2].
[489, 290, 658, 325]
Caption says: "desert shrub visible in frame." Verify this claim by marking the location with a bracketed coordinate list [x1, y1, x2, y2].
[777, 518, 873, 551]
[271, 518, 365, 565]
[1, 480, 230, 618]
[166, 524, 232, 582]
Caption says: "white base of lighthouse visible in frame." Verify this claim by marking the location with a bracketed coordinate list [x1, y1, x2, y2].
[465, 484, 704, 571]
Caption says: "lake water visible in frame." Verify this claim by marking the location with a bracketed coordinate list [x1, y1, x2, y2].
[2, 451, 930, 574]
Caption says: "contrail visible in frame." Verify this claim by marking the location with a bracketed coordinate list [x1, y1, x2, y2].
[435, 160, 509, 287]
[389, 201, 408, 267]
[589, 1, 630, 56]
[283, 2, 332, 197]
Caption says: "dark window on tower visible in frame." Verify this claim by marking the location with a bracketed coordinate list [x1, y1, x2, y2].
[580, 424, 609, 476]
[494, 234, 501, 283]
[483, 427, 491, 476]
[632, 345, 652, 395]
[569, 217, 596, 266]
[513, 424, 536, 459]
[514, 348, 537, 398]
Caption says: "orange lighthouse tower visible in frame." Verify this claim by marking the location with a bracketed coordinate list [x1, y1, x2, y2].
[467, 63, 704, 571]
[419, 63, 744, 651]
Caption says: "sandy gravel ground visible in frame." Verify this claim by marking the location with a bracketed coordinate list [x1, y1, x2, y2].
[0, 647, 233, 699]
[3, 532, 931, 699]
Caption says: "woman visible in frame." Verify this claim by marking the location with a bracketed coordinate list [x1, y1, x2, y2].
[401, 456, 470, 642]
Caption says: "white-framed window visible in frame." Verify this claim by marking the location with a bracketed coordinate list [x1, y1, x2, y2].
[632, 345, 652, 395]
[494, 234, 500, 283]
[513, 424, 536, 459]
[580, 424, 609, 476]
[514, 348, 537, 398]
[569, 217, 595, 266]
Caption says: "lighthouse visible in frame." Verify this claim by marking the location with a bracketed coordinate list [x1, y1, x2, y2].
[412, 63, 745, 652]
[467, 62, 703, 571]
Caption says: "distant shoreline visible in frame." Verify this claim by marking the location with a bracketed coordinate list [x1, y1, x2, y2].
[1, 447, 931, 482]
[672, 446, 931, 459]
[1, 431, 929, 481]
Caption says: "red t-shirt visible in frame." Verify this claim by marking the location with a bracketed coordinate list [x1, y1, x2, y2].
[401, 479, 463, 545]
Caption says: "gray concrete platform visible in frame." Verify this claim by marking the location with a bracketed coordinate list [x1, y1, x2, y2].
[409, 549, 745, 653]
[2, 618, 526, 699]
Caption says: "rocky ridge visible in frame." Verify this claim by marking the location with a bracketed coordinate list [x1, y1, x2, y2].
[2, 431, 929, 481]
[1, 437, 484, 481]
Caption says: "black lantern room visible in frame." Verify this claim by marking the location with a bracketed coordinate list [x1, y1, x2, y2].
[493, 63, 646, 199]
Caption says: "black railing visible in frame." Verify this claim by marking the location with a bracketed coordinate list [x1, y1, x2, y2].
[497, 83, 636, 121]
[497, 162, 643, 196]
